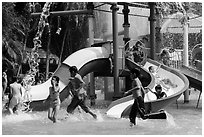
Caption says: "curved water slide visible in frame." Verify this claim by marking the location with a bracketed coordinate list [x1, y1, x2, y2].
[29, 47, 111, 110]
[106, 58, 189, 118]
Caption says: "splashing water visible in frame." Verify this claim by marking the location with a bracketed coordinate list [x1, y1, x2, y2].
[22, 2, 52, 88]
[165, 111, 177, 127]
[2, 112, 41, 124]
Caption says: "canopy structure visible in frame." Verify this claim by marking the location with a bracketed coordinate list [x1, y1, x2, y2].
[161, 12, 202, 34]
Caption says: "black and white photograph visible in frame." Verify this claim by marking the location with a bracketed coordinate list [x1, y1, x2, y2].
[1, 2, 202, 135]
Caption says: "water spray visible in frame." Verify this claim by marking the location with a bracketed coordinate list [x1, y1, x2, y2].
[22, 2, 52, 107]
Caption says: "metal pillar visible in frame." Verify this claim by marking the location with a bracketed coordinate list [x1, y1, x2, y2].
[183, 15, 189, 103]
[122, 4, 132, 92]
[87, 2, 96, 106]
[148, 2, 156, 60]
[183, 23, 189, 66]
[102, 23, 109, 100]
[46, 20, 52, 80]
[155, 8, 162, 60]
[122, 4, 130, 50]
[31, 10, 92, 17]
[111, 3, 121, 100]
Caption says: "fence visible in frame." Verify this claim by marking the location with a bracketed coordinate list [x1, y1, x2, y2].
[169, 49, 183, 69]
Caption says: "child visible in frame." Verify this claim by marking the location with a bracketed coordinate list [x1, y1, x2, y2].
[148, 65, 161, 78]
[46, 76, 61, 123]
[2, 70, 8, 100]
[149, 84, 167, 99]
[148, 65, 170, 90]
[8, 76, 23, 114]
[123, 68, 148, 127]
[67, 66, 97, 119]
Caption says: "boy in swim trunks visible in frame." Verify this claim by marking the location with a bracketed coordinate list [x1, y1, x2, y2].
[124, 68, 148, 127]
[67, 66, 97, 119]
[8, 76, 23, 114]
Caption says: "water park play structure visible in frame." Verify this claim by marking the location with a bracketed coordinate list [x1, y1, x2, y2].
[7, 3, 201, 118]
[28, 43, 190, 117]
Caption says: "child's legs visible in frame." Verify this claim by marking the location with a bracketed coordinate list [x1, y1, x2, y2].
[2, 83, 7, 98]
[8, 107, 14, 115]
[52, 105, 60, 123]
[67, 96, 79, 113]
[48, 107, 54, 121]
[129, 99, 138, 124]
[79, 100, 96, 118]
[8, 97, 17, 114]
[137, 96, 146, 119]
[137, 96, 145, 110]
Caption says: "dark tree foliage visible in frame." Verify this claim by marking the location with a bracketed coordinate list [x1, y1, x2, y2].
[2, 2, 202, 70]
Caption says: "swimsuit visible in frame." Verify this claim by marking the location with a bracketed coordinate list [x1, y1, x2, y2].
[49, 87, 60, 107]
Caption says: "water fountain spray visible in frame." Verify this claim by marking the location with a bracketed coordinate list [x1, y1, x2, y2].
[22, 2, 52, 101]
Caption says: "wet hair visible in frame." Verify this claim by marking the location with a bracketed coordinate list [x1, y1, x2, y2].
[130, 68, 140, 77]
[69, 66, 78, 73]
[155, 84, 162, 90]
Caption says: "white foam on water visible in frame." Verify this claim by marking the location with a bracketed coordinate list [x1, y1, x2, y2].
[61, 109, 104, 122]
[2, 112, 41, 124]
[95, 110, 104, 122]
[166, 111, 178, 127]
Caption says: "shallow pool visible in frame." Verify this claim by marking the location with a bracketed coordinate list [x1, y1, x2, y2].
[2, 103, 202, 135]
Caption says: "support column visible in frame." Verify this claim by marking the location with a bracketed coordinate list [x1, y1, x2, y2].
[87, 2, 96, 106]
[122, 4, 131, 92]
[155, 8, 162, 60]
[122, 4, 130, 50]
[183, 22, 189, 66]
[102, 23, 109, 100]
[148, 2, 156, 60]
[183, 15, 189, 103]
[183, 26, 190, 103]
[111, 3, 121, 100]
[46, 19, 52, 80]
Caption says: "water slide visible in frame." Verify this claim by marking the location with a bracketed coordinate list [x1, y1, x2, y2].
[179, 65, 202, 91]
[106, 58, 189, 118]
[29, 46, 111, 110]
[28, 45, 190, 115]
[179, 65, 202, 108]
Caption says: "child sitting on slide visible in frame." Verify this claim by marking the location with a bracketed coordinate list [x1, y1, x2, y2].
[146, 84, 167, 99]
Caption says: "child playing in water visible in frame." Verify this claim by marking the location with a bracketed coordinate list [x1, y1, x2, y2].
[67, 66, 97, 119]
[8, 76, 23, 114]
[123, 68, 148, 127]
[46, 76, 61, 123]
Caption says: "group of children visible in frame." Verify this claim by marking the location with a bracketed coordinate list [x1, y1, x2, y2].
[3, 65, 97, 124]
[3, 75, 32, 115]
[4, 63, 170, 127]
[45, 66, 97, 123]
